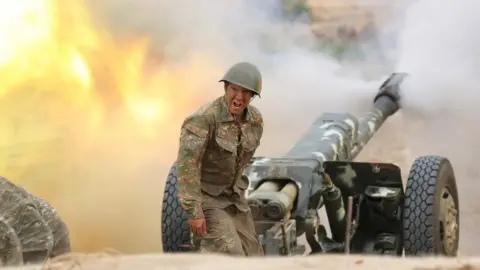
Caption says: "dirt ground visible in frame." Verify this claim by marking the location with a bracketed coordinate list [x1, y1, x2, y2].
[16, 252, 480, 270]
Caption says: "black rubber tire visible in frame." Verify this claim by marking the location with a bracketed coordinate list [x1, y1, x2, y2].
[161, 164, 190, 252]
[403, 155, 460, 256]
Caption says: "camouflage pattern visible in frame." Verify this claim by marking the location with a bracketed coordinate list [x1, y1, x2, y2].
[176, 95, 264, 255]
[219, 62, 263, 97]
[198, 203, 263, 256]
[0, 177, 71, 266]
[176, 95, 263, 219]
[30, 196, 71, 257]
[0, 218, 22, 266]
[0, 178, 53, 258]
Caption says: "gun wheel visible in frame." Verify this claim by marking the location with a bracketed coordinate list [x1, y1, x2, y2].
[161, 164, 191, 252]
[402, 155, 460, 256]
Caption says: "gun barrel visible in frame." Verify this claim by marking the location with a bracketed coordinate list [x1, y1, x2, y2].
[350, 73, 406, 159]
[243, 72, 408, 230]
[282, 73, 407, 162]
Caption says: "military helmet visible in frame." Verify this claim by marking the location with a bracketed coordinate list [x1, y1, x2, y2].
[219, 62, 262, 97]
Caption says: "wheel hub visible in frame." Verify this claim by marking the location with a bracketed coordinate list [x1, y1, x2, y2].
[439, 187, 458, 255]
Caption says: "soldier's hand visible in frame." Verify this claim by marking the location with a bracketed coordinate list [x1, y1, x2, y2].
[188, 218, 207, 237]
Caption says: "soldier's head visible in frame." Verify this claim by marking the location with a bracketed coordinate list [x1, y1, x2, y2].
[219, 62, 262, 116]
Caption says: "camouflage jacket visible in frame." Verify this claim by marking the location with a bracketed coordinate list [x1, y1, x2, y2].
[176, 96, 264, 219]
[0, 177, 70, 265]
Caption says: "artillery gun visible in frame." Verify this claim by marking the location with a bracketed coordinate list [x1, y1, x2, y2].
[161, 73, 460, 256]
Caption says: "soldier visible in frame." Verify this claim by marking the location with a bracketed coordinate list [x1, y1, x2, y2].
[176, 62, 264, 256]
[0, 177, 71, 266]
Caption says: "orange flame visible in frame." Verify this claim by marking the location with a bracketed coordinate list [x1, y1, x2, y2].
[0, 0, 222, 253]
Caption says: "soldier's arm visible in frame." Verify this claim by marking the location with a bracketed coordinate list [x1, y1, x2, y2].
[257, 115, 264, 149]
[176, 114, 210, 219]
[251, 107, 265, 154]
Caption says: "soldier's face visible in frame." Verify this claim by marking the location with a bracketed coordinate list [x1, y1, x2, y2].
[225, 83, 254, 115]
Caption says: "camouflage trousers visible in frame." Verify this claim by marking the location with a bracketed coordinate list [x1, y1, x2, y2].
[197, 205, 264, 256]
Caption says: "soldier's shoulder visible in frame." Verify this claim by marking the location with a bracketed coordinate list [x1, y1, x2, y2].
[247, 104, 263, 124]
[184, 97, 223, 124]
[180, 98, 223, 139]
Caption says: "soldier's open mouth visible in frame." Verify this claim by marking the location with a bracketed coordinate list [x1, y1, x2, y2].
[233, 101, 243, 108]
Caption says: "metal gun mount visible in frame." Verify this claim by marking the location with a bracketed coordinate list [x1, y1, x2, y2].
[161, 72, 460, 257]
[243, 73, 409, 255]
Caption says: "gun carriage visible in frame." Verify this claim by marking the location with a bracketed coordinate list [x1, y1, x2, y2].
[162, 73, 460, 257]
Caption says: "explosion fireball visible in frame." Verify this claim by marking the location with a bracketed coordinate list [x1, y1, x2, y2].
[0, 0, 220, 253]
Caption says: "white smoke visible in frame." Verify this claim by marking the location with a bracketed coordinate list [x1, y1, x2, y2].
[84, 0, 480, 253]
[78, 0, 480, 254]
[391, 0, 480, 254]
[87, 0, 389, 157]
[398, 0, 480, 113]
